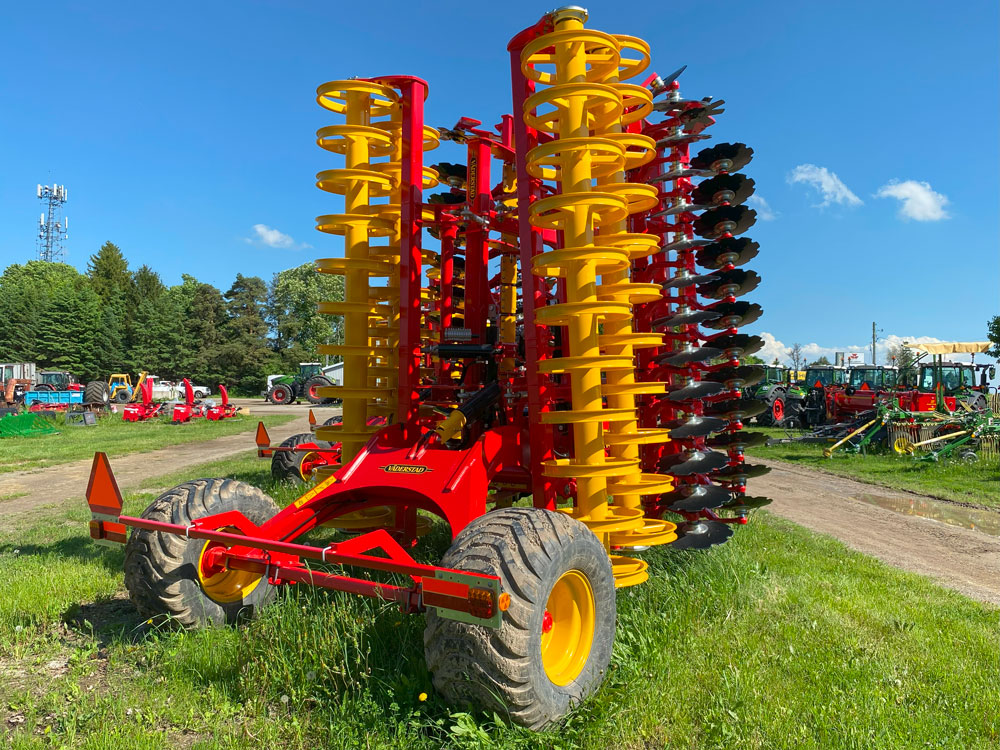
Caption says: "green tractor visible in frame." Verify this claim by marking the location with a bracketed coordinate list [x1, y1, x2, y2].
[784, 365, 848, 428]
[263, 362, 337, 405]
[748, 366, 794, 426]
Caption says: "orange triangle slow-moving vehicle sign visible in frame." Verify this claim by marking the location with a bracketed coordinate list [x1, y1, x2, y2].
[309, 409, 317, 427]
[255, 421, 271, 449]
[86, 452, 123, 518]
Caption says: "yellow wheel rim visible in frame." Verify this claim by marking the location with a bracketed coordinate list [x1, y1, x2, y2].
[197, 529, 263, 604]
[540, 570, 596, 686]
[298, 450, 320, 481]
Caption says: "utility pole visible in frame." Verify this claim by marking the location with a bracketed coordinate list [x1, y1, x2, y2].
[871, 321, 876, 365]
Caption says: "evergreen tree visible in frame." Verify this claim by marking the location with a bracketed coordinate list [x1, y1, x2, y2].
[34, 281, 102, 379]
[218, 274, 276, 391]
[0, 261, 83, 360]
[87, 242, 132, 303]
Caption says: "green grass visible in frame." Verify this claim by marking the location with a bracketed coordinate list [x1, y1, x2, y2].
[1, 456, 998, 749]
[748, 427, 1000, 507]
[0, 413, 297, 474]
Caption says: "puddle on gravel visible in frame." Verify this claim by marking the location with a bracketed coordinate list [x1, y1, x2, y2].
[853, 493, 1000, 537]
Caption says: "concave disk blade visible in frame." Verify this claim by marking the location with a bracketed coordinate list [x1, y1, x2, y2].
[653, 347, 722, 367]
[664, 381, 727, 402]
[662, 272, 717, 289]
[669, 520, 735, 550]
[690, 142, 754, 172]
[721, 495, 773, 510]
[706, 430, 769, 449]
[660, 450, 730, 476]
[662, 416, 727, 439]
[432, 162, 468, 186]
[696, 237, 760, 270]
[662, 237, 712, 252]
[703, 398, 768, 420]
[698, 270, 761, 299]
[694, 205, 757, 239]
[709, 333, 765, 357]
[691, 173, 756, 207]
[662, 483, 732, 511]
[653, 309, 721, 328]
[702, 365, 765, 388]
[702, 301, 763, 329]
[712, 462, 772, 481]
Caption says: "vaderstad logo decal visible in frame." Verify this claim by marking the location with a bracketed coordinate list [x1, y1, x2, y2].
[380, 464, 431, 474]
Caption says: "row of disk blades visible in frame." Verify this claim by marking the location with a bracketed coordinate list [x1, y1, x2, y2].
[639, 82, 773, 550]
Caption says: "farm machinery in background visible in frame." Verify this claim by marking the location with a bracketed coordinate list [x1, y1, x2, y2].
[263, 362, 339, 405]
[771, 342, 998, 460]
[86, 6, 774, 728]
[122, 378, 241, 423]
[747, 365, 799, 426]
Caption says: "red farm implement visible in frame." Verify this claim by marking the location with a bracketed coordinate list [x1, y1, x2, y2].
[258, 413, 386, 484]
[86, 7, 770, 729]
[171, 378, 206, 423]
[122, 378, 165, 422]
[205, 385, 241, 421]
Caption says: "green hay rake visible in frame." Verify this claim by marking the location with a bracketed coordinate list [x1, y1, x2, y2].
[0, 412, 58, 438]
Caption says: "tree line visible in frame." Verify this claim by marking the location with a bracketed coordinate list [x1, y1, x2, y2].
[0, 242, 344, 393]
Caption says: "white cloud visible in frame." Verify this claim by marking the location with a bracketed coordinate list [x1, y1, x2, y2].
[874, 180, 950, 221]
[754, 332, 979, 366]
[747, 194, 777, 221]
[246, 224, 311, 250]
[786, 164, 862, 207]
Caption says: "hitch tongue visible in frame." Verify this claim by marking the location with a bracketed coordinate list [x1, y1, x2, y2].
[86, 452, 127, 546]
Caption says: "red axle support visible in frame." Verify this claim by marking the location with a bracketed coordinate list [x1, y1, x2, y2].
[85, 452, 506, 625]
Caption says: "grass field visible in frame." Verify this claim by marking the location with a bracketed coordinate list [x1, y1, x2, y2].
[749, 427, 1000, 507]
[1, 455, 997, 749]
[0, 413, 298, 474]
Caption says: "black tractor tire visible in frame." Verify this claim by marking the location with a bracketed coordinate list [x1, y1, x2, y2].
[35, 383, 55, 391]
[322, 415, 343, 427]
[271, 432, 331, 484]
[83, 380, 110, 407]
[783, 399, 806, 428]
[112, 389, 130, 404]
[303, 376, 334, 405]
[424, 507, 616, 730]
[123, 478, 280, 629]
[267, 383, 293, 405]
[756, 387, 786, 427]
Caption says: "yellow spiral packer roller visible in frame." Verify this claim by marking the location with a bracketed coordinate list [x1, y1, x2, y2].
[520, 8, 673, 586]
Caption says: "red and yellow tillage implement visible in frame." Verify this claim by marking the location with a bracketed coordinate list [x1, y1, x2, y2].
[86, 6, 768, 731]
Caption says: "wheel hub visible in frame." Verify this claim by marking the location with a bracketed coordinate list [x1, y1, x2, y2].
[197, 529, 264, 604]
[540, 570, 596, 686]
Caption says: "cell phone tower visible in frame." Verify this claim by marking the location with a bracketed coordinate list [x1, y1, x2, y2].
[36, 183, 68, 262]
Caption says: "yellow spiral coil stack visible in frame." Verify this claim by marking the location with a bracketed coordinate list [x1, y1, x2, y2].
[593, 36, 677, 557]
[313, 80, 439, 466]
[520, 9, 673, 586]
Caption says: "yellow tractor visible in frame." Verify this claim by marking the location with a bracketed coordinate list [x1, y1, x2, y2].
[107, 372, 147, 404]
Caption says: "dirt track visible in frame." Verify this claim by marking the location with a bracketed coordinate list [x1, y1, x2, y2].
[1, 405, 998, 605]
[756, 457, 1000, 606]
[0, 400, 317, 527]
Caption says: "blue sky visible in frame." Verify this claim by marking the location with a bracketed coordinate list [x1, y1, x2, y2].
[1, 0, 997, 365]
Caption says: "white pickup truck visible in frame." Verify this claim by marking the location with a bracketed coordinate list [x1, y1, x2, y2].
[146, 376, 212, 401]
